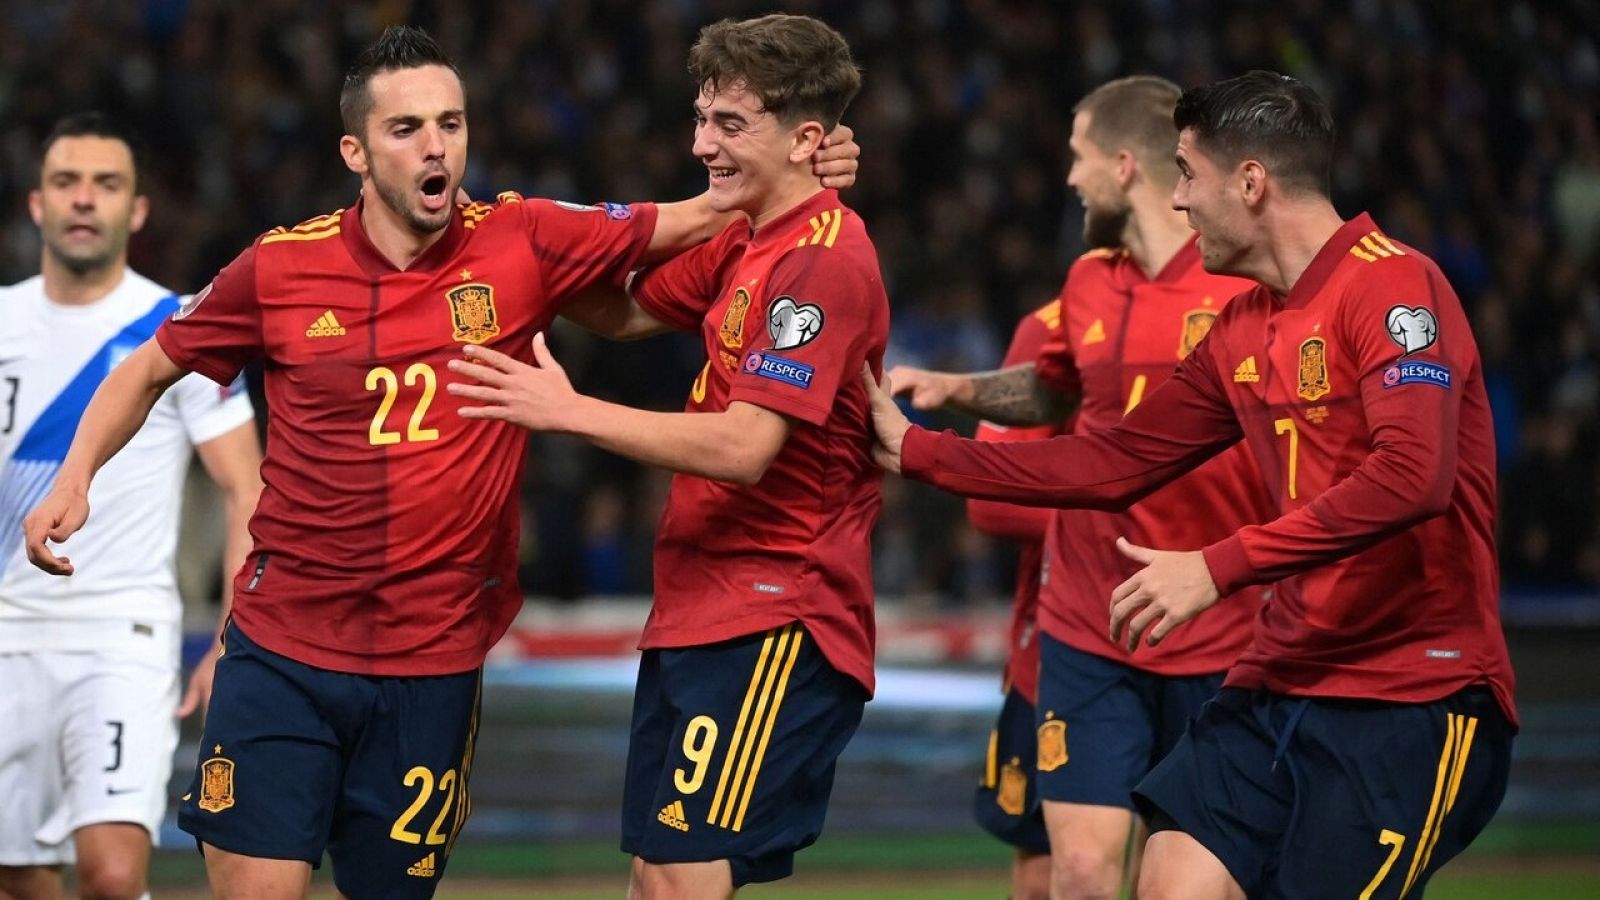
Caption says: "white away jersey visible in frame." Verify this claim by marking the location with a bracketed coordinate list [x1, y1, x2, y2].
[0, 270, 254, 648]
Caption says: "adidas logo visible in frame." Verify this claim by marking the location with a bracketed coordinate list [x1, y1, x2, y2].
[657, 799, 690, 832]
[1081, 318, 1106, 346]
[1233, 356, 1260, 383]
[406, 852, 437, 878]
[306, 310, 346, 338]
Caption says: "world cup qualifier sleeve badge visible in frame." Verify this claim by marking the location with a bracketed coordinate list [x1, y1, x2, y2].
[447, 283, 500, 344]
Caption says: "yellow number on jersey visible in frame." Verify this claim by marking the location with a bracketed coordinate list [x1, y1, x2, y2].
[1274, 417, 1300, 500]
[367, 363, 441, 446]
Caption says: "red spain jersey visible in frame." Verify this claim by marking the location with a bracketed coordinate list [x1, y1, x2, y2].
[155, 195, 657, 675]
[902, 214, 1516, 726]
[1032, 241, 1270, 676]
[631, 190, 889, 693]
[965, 301, 1062, 704]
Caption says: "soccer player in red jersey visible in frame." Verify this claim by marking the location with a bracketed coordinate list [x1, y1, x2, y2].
[21, 25, 858, 900]
[888, 76, 1270, 900]
[447, 15, 886, 898]
[865, 71, 1516, 900]
[965, 301, 1064, 900]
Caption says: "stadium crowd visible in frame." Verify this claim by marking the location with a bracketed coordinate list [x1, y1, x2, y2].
[1, 0, 1595, 599]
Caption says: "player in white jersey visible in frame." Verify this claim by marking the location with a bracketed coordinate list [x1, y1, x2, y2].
[0, 114, 261, 900]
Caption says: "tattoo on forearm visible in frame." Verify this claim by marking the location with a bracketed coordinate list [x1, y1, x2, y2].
[959, 363, 1066, 426]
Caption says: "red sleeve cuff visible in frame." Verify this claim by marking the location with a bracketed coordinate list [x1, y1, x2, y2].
[1202, 534, 1256, 596]
[155, 325, 237, 387]
[900, 425, 943, 480]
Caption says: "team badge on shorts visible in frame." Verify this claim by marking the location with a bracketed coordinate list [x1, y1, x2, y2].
[1037, 718, 1068, 772]
[720, 287, 752, 349]
[1178, 307, 1217, 359]
[1297, 336, 1331, 402]
[998, 760, 1028, 815]
[447, 283, 500, 344]
[199, 748, 236, 813]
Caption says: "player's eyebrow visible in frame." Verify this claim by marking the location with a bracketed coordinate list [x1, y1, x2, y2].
[694, 102, 748, 126]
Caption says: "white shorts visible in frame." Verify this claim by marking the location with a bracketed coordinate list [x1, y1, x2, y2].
[0, 638, 180, 865]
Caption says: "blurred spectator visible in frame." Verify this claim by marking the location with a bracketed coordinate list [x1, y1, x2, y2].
[2, 0, 1595, 595]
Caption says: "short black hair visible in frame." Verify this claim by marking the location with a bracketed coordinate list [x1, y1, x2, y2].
[40, 112, 148, 190]
[339, 25, 462, 138]
[1173, 70, 1334, 195]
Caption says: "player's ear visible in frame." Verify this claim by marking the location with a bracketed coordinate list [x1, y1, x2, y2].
[340, 134, 369, 177]
[129, 193, 150, 234]
[788, 119, 826, 164]
[1240, 159, 1267, 207]
[1115, 149, 1137, 190]
[26, 190, 43, 229]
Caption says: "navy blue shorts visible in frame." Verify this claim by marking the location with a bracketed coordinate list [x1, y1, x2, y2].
[178, 622, 481, 899]
[1034, 633, 1223, 809]
[1134, 686, 1514, 899]
[973, 687, 1050, 855]
[620, 623, 867, 887]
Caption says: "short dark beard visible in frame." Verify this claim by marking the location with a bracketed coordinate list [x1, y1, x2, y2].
[374, 168, 451, 235]
[45, 240, 117, 277]
[1082, 203, 1130, 250]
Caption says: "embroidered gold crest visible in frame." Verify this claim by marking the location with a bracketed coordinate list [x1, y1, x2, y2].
[1297, 336, 1331, 401]
[997, 759, 1028, 815]
[1179, 309, 1218, 359]
[199, 755, 236, 813]
[447, 283, 500, 344]
[1037, 719, 1068, 772]
[719, 288, 752, 350]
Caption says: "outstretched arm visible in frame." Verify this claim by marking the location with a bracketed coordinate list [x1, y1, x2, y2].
[448, 334, 791, 485]
[24, 338, 188, 574]
[888, 362, 1071, 427]
[572, 125, 862, 340]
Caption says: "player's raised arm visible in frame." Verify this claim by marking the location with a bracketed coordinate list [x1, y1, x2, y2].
[23, 338, 188, 575]
[642, 123, 861, 264]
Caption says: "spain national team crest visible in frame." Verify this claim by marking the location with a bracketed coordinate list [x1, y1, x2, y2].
[447, 283, 500, 344]
[199, 752, 236, 813]
[1037, 719, 1068, 772]
[998, 760, 1028, 816]
[1297, 336, 1331, 402]
[719, 287, 752, 350]
[1179, 309, 1218, 359]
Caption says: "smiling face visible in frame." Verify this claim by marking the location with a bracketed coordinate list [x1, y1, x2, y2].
[1173, 127, 1251, 274]
[29, 135, 147, 277]
[342, 64, 467, 235]
[692, 81, 817, 225]
[1065, 110, 1132, 249]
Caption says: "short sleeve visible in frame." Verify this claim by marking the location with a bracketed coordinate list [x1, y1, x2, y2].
[173, 370, 256, 446]
[728, 244, 884, 425]
[1034, 272, 1081, 394]
[630, 232, 733, 332]
[522, 199, 660, 299]
[156, 245, 264, 386]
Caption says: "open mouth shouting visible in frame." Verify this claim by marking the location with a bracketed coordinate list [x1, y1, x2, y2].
[419, 170, 451, 213]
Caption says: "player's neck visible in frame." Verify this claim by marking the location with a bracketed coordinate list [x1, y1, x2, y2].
[747, 174, 825, 231]
[359, 194, 446, 270]
[39, 253, 124, 306]
[1254, 197, 1344, 297]
[1123, 197, 1194, 279]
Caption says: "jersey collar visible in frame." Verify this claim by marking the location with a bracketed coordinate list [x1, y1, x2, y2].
[1280, 212, 1377, 309]
[340, 197, 470, 278]
[749, 189, 842, 247]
